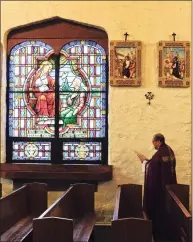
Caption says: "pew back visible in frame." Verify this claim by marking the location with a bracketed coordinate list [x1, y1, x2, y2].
[0, 182, 47, 241]
[168, 184, 190, 211]
[113, 184, 143, 220]
[112, 218, 152, 242]
[33, 183, 96, 242]
[33, 217, 73, 242]
[112, 184, 152, 242]
[39, 183, 95, 219]
[0, 183, 2, 198]
[166, 184, 192, 242]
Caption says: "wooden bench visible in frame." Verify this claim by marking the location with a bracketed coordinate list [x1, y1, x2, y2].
[0, 182, 47, 242]
[165, 184, 192, 242]
[0, 183, 2, 198]
[112, 184, 152, 242]
[33, 183, 96, 242]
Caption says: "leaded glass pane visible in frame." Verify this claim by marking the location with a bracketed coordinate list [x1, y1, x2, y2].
[59, 40, 106, 138]
[63, 142, 102, 160]
[59, 40, 106, 92]
[59, 92, 106, 138]
[9, 41, 55, 137]
[12, 142, 51, 160]
[9, 92, 55, 137]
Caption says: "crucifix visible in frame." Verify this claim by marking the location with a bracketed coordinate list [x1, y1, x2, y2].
[124, 32, 129, 41]
[172, 33, 176, 41]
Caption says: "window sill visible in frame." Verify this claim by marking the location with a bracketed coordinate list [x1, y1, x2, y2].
[0, 163, 112, 181]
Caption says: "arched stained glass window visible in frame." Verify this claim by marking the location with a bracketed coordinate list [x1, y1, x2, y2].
[6, 18, 108, 164]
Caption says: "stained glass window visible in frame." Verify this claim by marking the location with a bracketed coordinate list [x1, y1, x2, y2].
[7, 39, 108, 164]
[63, 142, 102, 161]
[13, 142, 51, 160]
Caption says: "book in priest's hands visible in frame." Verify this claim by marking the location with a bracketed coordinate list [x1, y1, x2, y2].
[133, 150, 148, 163]
[133, 150, 148, 173]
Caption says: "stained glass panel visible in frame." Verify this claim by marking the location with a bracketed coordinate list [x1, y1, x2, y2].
[59, 40, 106, 92]
[12, 142, 51, 160]
[9, 41, 55, 137]
[59, 92, 106, 138]
[63, 142, 102, 161]
[9, 92, 55, 137]
[59, 40, 106, 138]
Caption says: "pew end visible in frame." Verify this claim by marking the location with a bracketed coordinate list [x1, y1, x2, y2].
[33, 217, 73, 242]
[113, 184, 153, 242]
[167, 184, 190, 211]
[0, 183, 2, 198]
[115, 184, 144, 219]
[165, 184, 192, 242]
[112, 217, 152, 242]
[71, 183, 95, 217]
[0, 182, 48, 242]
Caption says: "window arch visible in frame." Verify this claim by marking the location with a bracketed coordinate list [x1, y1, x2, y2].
[6, 17, 108, 164]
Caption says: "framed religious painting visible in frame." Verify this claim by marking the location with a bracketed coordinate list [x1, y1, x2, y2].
[110, 41, 142, 86]
[158, 41, 190, 87]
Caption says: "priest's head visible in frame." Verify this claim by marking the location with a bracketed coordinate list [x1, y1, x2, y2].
[152, 133, 165, 150]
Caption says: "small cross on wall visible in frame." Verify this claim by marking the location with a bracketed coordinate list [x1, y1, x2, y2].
[172, 33, 176, 41]
[124, 32, 129, 41]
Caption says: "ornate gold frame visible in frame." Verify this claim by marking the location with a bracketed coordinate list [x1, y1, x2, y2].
[158, 41, 190, 87]
[110, 41, 142, 86]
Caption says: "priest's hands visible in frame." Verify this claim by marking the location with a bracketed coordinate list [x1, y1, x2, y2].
[134, 150, 148, 163]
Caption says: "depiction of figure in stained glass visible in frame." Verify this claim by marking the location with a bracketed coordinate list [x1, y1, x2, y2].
[60, 77, 86, 128]
[30, 60, 55, 117]
[59, 40, 106, 138]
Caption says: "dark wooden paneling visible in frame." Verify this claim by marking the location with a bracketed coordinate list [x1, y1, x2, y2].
[1, 216, 33, 242]
[112, 218, 152, 242]
[169, 184, 190, 211]
[8, 17, 108, 53]
[0, 163, 112, 181]
[0, 183, 47, 242]
[112, 184, 152, 242]
[72, 183, 95, 218]
[33, 217, 73, 242]
[166, 184, 192, 242]
[33, 183, 96, 242]
[119, 184, 143, 219]
[0, 185, 28, 235]
[12, 179, 98, 192]
[0, 183, 2, 198]
[26, 182, 48, 217]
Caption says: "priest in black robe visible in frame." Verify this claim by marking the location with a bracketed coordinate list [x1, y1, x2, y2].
[136, 133, 177, 241]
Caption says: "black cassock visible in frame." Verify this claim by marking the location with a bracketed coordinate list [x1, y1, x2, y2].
[143, 143, 177, 240]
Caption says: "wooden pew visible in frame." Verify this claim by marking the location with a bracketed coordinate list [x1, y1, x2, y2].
[165, 184, 192, 242]
[33, 183, 96, 242]
[0, 182, 47, 242]
[0, 183, 2, 198]
[112, 184, 152, 242]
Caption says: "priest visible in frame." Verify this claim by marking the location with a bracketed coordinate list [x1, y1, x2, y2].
[135, 133, 177, 241]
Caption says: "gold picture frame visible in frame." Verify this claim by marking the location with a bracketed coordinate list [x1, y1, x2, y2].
[110, 41, 142, 86]
[158, 41, 190, 87]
